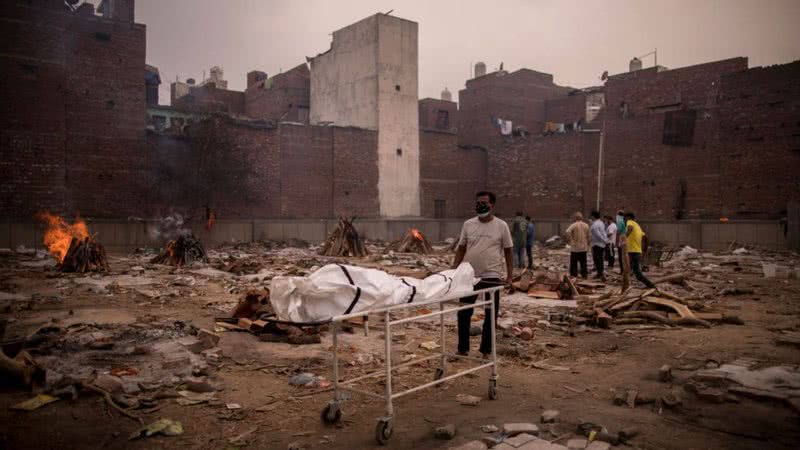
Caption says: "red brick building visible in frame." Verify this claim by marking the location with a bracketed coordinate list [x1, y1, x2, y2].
[458, 69, 572, 147]
[245, 64, 311, 123]
[1, 1, 798, 226]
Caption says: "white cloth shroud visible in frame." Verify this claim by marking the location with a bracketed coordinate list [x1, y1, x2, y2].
[269, 263, 478, 322]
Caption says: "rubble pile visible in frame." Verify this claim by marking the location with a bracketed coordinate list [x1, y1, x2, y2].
[151, 235, 208, 266]
[319, 217, 368, 257]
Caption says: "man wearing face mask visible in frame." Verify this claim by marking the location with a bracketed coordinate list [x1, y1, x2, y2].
[452, 191, 514, 358]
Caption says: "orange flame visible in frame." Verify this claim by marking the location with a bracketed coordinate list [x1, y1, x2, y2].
[36, 212, 89, 263]
[410, 228, 424, 241]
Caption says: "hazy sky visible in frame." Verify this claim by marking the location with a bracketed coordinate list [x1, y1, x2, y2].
[133, 0, 800, 104]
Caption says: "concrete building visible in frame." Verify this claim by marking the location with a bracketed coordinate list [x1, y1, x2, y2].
[309, 13, 420, 217]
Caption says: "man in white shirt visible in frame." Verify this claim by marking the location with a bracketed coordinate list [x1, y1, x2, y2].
[604, 215, 617, 269]
[452, 191, 513, 358]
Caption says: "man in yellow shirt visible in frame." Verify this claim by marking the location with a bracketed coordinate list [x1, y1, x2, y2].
[624, 212, 655, 288]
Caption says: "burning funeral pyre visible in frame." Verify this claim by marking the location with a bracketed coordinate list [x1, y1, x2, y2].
[319, 217, 368, 257]
[387, 228, 434, 254]
[151, 234, 208, 266]
[37, 212, 109, 273]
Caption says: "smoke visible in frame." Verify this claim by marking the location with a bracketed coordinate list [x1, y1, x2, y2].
[148, 213, 192, 242]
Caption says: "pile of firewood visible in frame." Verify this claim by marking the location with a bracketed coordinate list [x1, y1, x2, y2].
[319, 217, 368, 257]
[387, 228, 433, 254]
[217, 289, 321, 345]
[513, 272, 577, 300]
[577, 272, 743, 328]
[60, 237, 109, 273]
[151, 234, 207, 266]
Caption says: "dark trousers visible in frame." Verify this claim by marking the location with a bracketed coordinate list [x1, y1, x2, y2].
[617, 246, 624, 273]
[525, 245, 533, 269]
[513, 245, 525, 268]
[605, 245, 615, 267]
[591, 246, 605, 278]
[457, 278, 501, 355]
[629, 252, 655, 288]
[569, 252, 588, 278]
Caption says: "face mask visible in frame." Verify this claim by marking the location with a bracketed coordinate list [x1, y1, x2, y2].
[476, 202, 491, 217]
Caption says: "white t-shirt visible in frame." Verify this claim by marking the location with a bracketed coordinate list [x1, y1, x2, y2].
[457, 216, 513, 279]
[607, 222, 618, 246]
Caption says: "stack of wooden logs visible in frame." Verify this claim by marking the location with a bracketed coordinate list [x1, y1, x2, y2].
[387, 228, 433, 254]
[578, 272, 743, 328]
[151, 235, 207, 266]
[60, 237, 109, 273]
[319, 217, 368, 257]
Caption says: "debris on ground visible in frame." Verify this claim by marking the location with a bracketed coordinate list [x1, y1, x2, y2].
[129, 418, 184, 440]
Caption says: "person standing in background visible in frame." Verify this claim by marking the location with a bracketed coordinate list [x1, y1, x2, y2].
[565, 212, 590, 279]
[525, 216, 535, 269]
[604, 215, 617, 269]
[589, 210, 609, 280]
[624, 212, 656, 288]
[511, 212, 527, 269]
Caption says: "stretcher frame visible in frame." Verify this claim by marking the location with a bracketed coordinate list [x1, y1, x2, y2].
[317, 285, 503, 445]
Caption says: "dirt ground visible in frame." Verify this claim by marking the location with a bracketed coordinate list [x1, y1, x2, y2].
[1, 240, 799, 450]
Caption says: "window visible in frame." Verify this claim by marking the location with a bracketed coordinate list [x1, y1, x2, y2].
[435, 110, 450, 129]
[663, 110, 696, 147]
[434, 200, 446, 218]
[396, 148, 402, 156]
[298, 106, 309, 123]
[95, 32, 111, 42]
[395, 85, 401, 91]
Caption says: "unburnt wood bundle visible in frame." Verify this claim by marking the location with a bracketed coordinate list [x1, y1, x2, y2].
[151, 235, 207, 266]
[319, 217, 368, 257]
[60, 237, 109, 273]
[387, 228, 433, 254]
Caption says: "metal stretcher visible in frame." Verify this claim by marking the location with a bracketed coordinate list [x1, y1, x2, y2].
[313, 285, 503, 445]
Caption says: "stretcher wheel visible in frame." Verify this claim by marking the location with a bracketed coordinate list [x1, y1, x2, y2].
[375, 418, 393, 445]
[488, 379, 498, 400]
[321, 401, 342, 424]
[434, 367, 445, 381]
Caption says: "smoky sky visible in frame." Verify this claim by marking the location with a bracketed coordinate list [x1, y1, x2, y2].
[132, 0, 800, 105]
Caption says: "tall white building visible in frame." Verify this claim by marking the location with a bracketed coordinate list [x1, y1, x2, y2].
[310, 13, 420, 217]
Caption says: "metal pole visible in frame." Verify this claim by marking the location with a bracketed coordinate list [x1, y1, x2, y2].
[490, 292, 497, 378]
[439, 302, 446, 372]
[332, 321, 339, 399]
[384, 310, 393, 417]
[596, 118, 606, 211]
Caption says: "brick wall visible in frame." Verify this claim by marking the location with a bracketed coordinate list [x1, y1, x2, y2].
[172, 84, 245, 114]
[486, 133, 598, 219]
[332, 126, 380, 217]
[152, 119, 380, 220]
[245, 63, 310, 123]
[418, 98, 458, 132]
[0, 1, 147, 219]
[544, 93, 586, 124]
[419, 130, 486, 218]
[458, 69, 571, 147]
[717, 61, 800, 218]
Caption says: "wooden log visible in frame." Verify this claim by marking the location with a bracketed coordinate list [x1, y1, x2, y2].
[563, 274, 579, 298]
[668, 312, 722, 321]
[653, 289, 691, 305]
[650, 272, 693, 285]
[620, 310, 677, 327]
[594, 308, 612, 329]
[640, 296, 697, 319]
